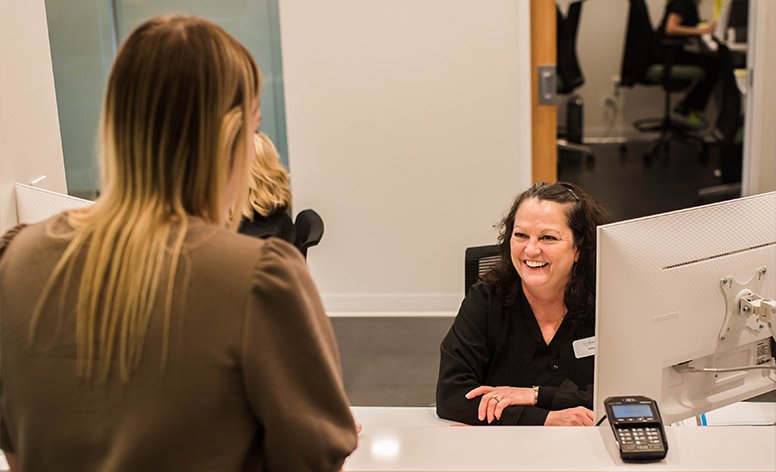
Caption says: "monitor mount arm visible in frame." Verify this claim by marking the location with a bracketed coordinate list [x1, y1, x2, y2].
[674, 267, 776, 375]
[719, 267, 776, 344]
[739, 293, 776, 341]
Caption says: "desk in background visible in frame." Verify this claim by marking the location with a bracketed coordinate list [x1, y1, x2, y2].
[346, 405, 776, 472]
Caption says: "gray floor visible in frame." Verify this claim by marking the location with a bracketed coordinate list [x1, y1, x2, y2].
[332, 312, 776, 406]
[333, 140, 775, 407]
[331, 317, 453, 407]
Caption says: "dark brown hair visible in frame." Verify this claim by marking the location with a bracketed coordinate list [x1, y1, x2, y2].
[483, 182, 611, 321]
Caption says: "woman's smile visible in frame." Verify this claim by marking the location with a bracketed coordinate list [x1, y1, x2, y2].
[524, 260, 548, 269]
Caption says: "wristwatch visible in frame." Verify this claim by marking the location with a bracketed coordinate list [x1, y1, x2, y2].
[532, 385, 539, 405]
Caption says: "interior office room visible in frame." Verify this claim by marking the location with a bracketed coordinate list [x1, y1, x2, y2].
[1, 0, 775, 470]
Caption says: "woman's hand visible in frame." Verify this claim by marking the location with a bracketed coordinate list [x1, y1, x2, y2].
[465, 385, 535, 424]
[544, 406, 594, 426]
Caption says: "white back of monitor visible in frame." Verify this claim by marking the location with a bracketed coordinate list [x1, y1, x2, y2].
[594, 191, 776, 424]
[15, 183, 92, 224]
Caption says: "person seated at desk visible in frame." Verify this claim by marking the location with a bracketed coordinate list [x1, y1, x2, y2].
[238, 131, 296, 245]
[436, 182, 611, 426]
[0, 14, 356, 471]
[657, 0, 721, 127]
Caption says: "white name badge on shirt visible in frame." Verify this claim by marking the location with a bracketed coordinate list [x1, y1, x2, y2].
[572, 336, 596, 359]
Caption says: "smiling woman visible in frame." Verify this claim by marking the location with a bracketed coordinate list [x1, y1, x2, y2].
[436, 182, 611, 426]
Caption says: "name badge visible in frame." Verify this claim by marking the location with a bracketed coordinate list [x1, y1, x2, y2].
[572, 336, 596, 359]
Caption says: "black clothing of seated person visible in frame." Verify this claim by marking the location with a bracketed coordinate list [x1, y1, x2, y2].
[237, 132, 296, 245]
[437, 182, 611, 426]
[239, 209, 295, 243]
[657, 0, 720, 121]
[438, 282, 595, 425]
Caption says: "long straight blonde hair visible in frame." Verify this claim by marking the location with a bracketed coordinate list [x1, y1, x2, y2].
[30, 15, 261, 382]
[241, 131, 292, 219]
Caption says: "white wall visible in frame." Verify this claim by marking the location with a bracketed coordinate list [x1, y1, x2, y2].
[278, 0, 532, 315]
[7, 0, 768, 318]
[742, 0, 776, 195]
[0, 0, 66, 233]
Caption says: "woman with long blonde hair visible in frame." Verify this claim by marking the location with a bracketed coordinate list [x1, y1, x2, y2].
[238, 131, 296, 244]
[0, 15, 355, 471]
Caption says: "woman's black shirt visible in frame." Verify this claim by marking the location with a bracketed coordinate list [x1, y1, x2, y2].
[238, 209, 296, 246]
[436, 281, 594, 425]
[658, 0, 701, 36]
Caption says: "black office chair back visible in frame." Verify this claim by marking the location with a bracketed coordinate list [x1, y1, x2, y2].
[464, 245, 501, 295]
[557, 0, 585, 94]
[556, 0, 593, 157]
[294, 209, 324, 259]
[620, 0, 661, 87]
[621, 0, 703, 89]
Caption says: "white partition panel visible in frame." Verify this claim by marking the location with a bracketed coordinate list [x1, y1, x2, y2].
[278, 0, 532, 316]
[0, 0, 67, 233]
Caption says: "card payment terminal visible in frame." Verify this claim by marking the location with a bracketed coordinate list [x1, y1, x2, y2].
[603, 396, 668, 462]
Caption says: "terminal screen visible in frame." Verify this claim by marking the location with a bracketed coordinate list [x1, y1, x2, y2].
[611, 404, 653, 419]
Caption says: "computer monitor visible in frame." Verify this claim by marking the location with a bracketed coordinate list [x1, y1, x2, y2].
[594, 192, 776, 425]
[715, 0, 748, 43]
[14, 183, 92, 224]
[727, 0, 748, 42]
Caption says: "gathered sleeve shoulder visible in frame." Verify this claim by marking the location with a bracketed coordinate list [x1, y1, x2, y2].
[239, 239, 356, 471]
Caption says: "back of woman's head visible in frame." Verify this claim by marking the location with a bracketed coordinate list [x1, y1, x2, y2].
[100, 14, 261, 224]
[242, 132, 292, 219]
[485, 182, 611, 319]
[34, 15, 262, 382]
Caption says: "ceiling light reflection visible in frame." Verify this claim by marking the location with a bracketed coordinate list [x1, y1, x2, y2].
[371, 435, 400, 459]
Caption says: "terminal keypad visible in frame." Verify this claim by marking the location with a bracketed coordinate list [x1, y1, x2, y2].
[616, 427, 665, 452]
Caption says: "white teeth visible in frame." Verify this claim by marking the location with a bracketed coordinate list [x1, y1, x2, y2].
[525, 260, 548, 268]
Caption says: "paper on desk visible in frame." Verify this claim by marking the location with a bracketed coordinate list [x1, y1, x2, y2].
[701, 34, 719, 52]
[703, 402, 776, 426]
[670, 402, 776, 427]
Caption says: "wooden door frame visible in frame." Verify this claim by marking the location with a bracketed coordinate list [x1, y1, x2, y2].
[530, 0, 557, 183]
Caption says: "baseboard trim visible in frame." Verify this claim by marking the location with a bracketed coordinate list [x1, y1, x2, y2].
[322, 292, 462, 318]
[327, 311, 457, 318]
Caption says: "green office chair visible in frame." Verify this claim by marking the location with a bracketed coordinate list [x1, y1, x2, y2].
[620, 0, 707, 160]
